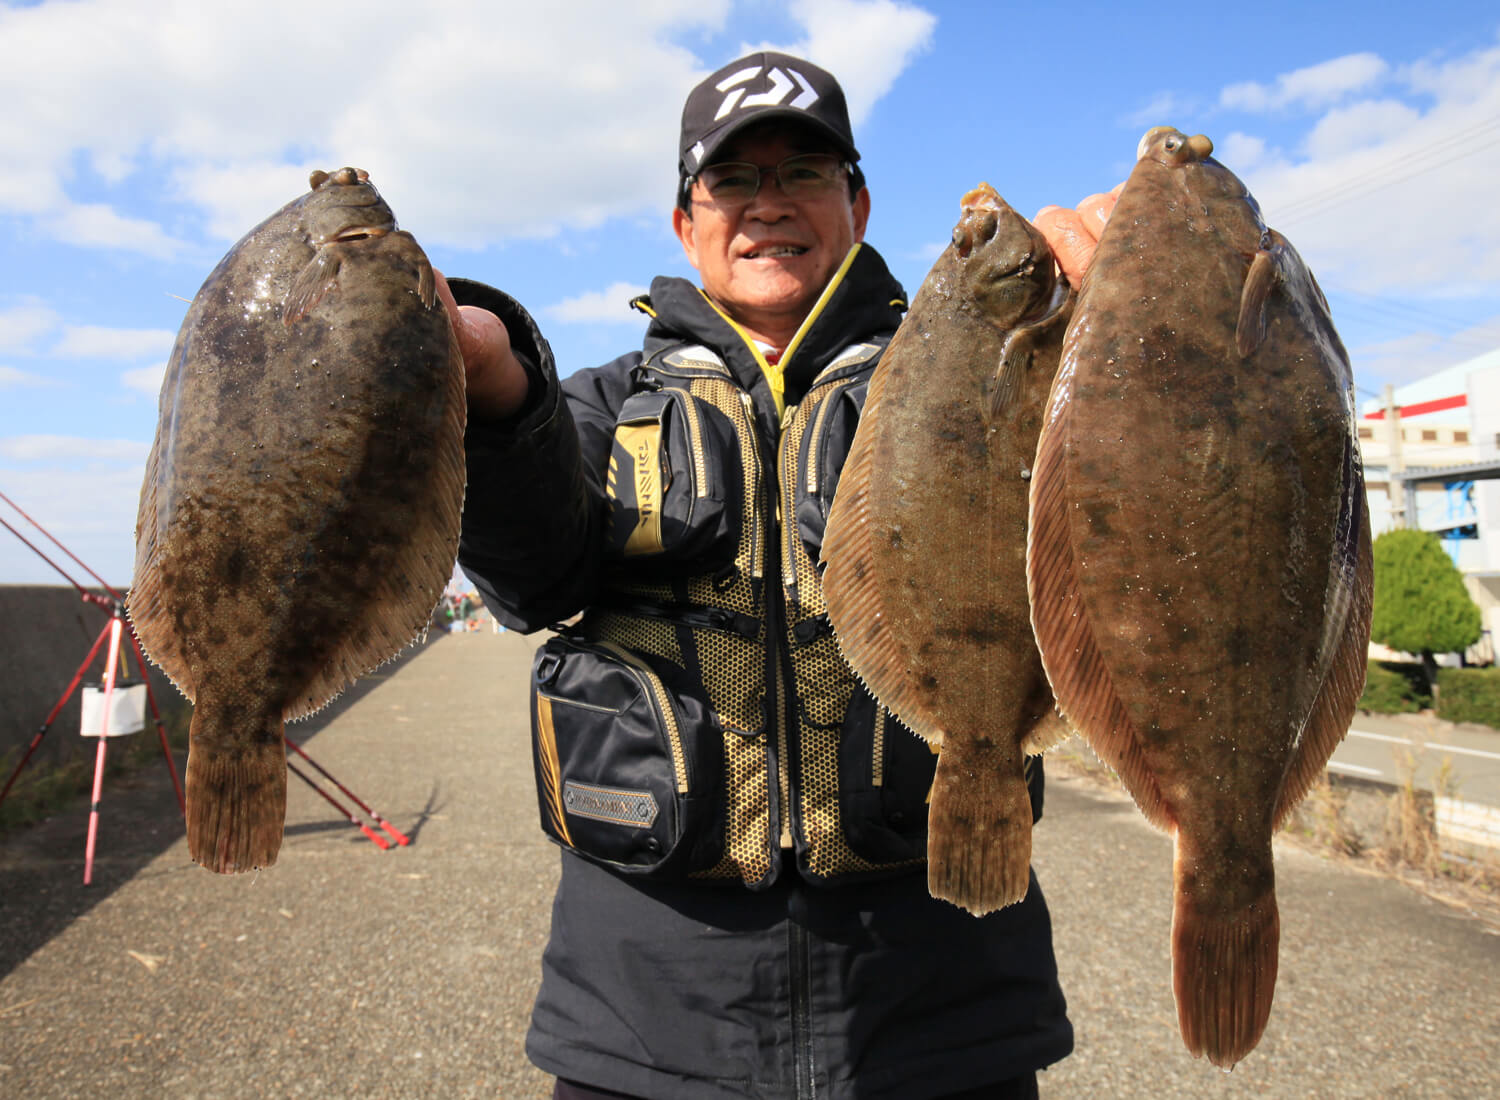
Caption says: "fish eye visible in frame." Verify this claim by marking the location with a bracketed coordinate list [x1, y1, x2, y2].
[1164, 136, 1181, 153]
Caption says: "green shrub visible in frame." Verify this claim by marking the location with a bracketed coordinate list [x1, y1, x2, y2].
[1434, 667, 1500, 729]
[1358, 661, 1426, 714]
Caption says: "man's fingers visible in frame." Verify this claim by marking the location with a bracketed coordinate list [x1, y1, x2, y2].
[1033, 205, 1099, 285]
[1075, 190, 1119, 236]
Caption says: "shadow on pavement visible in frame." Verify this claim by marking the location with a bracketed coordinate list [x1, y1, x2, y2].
[0, 635, 439, 980]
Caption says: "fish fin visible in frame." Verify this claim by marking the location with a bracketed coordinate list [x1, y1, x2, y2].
[125, 363, 196, 699]
[1172, 836, 1279, 1068]
[1018, 673, 1073, 755]
[1026, 379, 1172, 829]
[1235, 248, 1279, 358]
[988, 282, 1074, 420]
[185, 705, 287, 874]
[926, 734, 1032, 914]
[282, 248, 344, 325]
[822, 335, 935, 742]
[417, 253, 437, 310]
[280, 333, 468, 721]
[989, 335, 1029, 418]
[1019, 703, 1074, 756]
[1273, 495, 1374, 828]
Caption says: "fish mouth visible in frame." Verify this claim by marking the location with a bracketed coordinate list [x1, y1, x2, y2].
[332, 225, 391, 243]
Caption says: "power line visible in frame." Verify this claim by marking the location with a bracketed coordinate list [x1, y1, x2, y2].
[1269, 115, 1500, 225]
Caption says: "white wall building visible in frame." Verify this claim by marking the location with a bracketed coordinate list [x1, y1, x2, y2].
[1359, 348, 1500, 663]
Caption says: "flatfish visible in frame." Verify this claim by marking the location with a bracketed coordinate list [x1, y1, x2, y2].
[822, 184, 1073, 914]
[1026, 128, 1372, 1065]
[128, 167, 466, 874]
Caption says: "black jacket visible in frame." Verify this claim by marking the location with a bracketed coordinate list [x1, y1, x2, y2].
[453, 245, 1071, 1099]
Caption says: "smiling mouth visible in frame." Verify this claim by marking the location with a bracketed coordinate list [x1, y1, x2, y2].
[742, 245, 808, 259]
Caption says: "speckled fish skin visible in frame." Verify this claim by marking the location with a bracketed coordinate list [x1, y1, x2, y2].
[1027, 129, 1372, 1066]
[822, 183, 1073, 915]
[127, 167, 466, 875]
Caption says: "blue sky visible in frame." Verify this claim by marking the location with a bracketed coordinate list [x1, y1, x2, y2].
[3, 0, 1499, 585]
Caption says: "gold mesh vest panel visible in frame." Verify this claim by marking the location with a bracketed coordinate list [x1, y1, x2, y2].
[576, 342, 931, 887]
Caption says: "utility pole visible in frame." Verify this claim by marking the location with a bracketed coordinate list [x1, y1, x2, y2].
[1385, 384, 1406, 528]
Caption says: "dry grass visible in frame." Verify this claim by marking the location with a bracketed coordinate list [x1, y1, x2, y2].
[1044, 734, 1500, 925]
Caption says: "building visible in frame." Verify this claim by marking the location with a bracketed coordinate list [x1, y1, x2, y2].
[1359, 347, 1500, 664]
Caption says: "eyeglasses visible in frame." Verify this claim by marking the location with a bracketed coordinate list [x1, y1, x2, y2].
[691, 153, 849, 206]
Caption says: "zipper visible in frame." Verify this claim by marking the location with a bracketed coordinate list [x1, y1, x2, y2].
[803, 380, 847, 497]
[594, 640, 690, 794]
[872, 704, 886, 788]
[739, 390, 765, 581]
[787, 885, 816, 1098]
[677, 391, 710, 499]
[780, 408, 801, 592]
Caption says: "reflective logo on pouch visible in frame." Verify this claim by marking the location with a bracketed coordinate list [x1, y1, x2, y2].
[615, 422, 664, 555]
[563, 780, 659, 828]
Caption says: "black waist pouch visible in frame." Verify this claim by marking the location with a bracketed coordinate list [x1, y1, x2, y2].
[530, 634, 725, 877]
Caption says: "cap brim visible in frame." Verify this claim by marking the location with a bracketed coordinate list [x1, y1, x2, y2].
[686, 108, 860, 175]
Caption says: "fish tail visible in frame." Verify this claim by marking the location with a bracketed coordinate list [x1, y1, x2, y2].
[185, 706, 287, 874]
[925, 737, 1032, 915]
[1171, 843, 1280, 1068]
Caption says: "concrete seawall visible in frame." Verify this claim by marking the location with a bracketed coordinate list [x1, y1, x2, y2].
[0, 585, 179, 779]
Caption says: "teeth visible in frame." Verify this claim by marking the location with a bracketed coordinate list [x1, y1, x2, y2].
[748, 246, 806, 259]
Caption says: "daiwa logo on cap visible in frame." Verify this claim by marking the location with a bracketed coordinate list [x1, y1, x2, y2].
[712, 63, 821, 121]
[679, 50, 858, 176]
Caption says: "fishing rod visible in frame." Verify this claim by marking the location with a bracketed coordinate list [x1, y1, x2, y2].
[0, 490, 125, 604]
[284, 736, 410, 846]
[287, 759, 390, 850]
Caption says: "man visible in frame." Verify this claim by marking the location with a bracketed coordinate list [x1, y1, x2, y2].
[440, 51, 1111, 1100]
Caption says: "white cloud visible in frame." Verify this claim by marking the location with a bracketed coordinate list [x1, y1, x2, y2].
[56, 326, 177, 361]
[122, 364, 167, 397]
[0, 465, 146, 587]
[42, 201, 187, 260]
[544, 282, 652, 325]
[0, 435, 152, 463]
[1221, 52, 1389, 113]
[0, 366, 60, 388]
[0, 301, 60, 353]
[0, 2, 939, 256]
[1215, 40, 1500, 305]
[1124, 91, 1201, 131]
[743, 0, 935, 125]
[1303, 98, 1422, 159]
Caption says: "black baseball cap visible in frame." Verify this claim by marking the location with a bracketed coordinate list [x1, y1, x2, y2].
[678, 51, 861, 181]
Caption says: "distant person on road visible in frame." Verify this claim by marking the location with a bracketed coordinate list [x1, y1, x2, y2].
[440, 50, 1109, 1100]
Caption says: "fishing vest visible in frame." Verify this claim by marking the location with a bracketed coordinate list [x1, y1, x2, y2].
[528, 328, 961, 887]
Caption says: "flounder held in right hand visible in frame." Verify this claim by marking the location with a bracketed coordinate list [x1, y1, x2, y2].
[128, 168, 466, 875]
[1026, 128, 1372, 1066]
[823, 183, 1073, 915]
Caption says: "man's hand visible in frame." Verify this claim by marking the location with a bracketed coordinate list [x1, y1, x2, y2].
[434, 270, 532, 420]
[1033, 184, 1123, 285]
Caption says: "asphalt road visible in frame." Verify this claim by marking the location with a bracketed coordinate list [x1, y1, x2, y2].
[1330, 712, 1500, 807]
[2, 631, 1497, 1099]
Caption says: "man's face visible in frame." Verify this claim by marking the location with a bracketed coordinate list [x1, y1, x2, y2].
[673, 123, 870, 345]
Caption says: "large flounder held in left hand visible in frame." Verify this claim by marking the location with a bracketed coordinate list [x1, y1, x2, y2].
[1027, 129, 1372, 1067]
[822, 184, 1074, 915]
[128, 167, 466, 875]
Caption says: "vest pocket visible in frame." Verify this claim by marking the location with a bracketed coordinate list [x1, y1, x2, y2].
[530, 634, 724, 877]
[604, 388, 741, 571]
[836, 684, 937, 865]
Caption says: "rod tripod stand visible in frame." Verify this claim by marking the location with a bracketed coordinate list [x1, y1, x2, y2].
[2, 489, 411, 874]
[0, 592, 185, 884]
